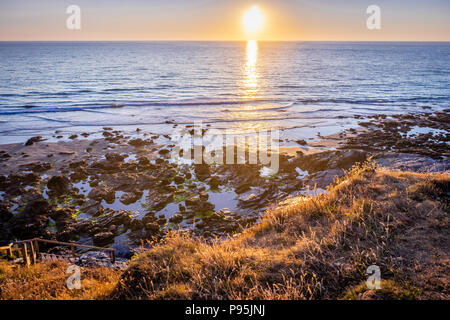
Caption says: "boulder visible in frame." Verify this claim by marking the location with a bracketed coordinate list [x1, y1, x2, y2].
[47, 176, 71, 195]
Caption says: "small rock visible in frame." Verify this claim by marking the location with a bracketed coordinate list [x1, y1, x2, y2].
[25, 136, 43, 146]
[93, 232, 115, 246]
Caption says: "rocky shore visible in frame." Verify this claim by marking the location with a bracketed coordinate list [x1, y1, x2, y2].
[0, 111, 448, 260]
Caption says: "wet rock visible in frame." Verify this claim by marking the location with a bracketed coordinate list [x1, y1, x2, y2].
[104, 172, 138, 193]
[108, 224, 118, 234]
[141, 212, 156, 224]
[208, 176, 221, 189]
[47, 176, 71, 196]
[96, 210, 131, 229]
[194, 164, 210, 181]
[128, 138, 149, 147]
[25, 136, 43, 146]
[296, 150, 367, 173]
[4, 185, 26, 196]
[19, 162, 53, 173]
[88, 185, 115, 202]
[185, 196, 214, 212]
[235, 181, 252, 194]
[120, 191, 143, 205]
[374, 152, 450, 173]
[111, 244, 134, 259]
[80, 199, 102, 216]
[169, 213, 183, 224]
[70, 168, 88, 181]
[22, 187, 44, 203]
[147, 190, 173, 211]
[129, 219, 143, 231]
[0, 151, 11, 160]
[156, 216, 167, 225]
[336, 150, 367, 169]
[50, 207, 76, 229]
[174, 175, 185, 184]
[105, 153, 125, 162]
[8, 172, 40, 187]
[93, 232, 115, 246]
[185, 196, 201, 207]
[144, 222, 160, 233]
[69, 160, 86, 170]
[8, 198, 52, 239]
[91, 159, 122, 171]
[136, 173, 156, 190]
[238, 186, 275, 209]
[69, 134, 78, 139]
[137, 156, 151, 166]
[72, 220, 96, 235]
[199, 191, 209, 201]
[309, 169, 344, 188]
[158, 149, 170, 156]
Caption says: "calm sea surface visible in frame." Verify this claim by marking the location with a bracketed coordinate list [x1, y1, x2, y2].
[0, 41, 449, 143]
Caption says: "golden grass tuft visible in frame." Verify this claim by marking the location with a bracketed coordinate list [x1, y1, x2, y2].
[0, 260, 121, 300]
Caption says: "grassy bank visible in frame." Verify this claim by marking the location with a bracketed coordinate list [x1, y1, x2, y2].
[0, 260, 120, 300]
[1, 163, 448, 300]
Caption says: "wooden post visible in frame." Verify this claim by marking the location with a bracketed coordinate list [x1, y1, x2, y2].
[33, 239, 39, 257]
[7, 245, 13, 258]
[29, 241, 36, 265]
[111, 250, 115, 264]
[71, 245, 76, 259]
[21, 243, 30, 267]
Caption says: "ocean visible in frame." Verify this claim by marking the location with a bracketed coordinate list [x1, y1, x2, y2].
[0, 41, 449, 144]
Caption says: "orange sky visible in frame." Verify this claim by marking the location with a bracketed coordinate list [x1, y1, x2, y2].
[0, 0, 449, 41]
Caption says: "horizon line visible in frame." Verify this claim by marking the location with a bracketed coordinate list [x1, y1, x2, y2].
[1, 40, 450, 43]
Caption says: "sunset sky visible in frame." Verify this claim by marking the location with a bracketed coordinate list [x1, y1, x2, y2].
[0, 0, 449, 41]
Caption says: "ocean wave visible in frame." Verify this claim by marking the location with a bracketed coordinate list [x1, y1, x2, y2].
[295, 96, 449, 105]
[0, 98, 278, 115]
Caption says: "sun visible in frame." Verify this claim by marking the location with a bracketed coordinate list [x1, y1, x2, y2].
[243, 6, 264, 34]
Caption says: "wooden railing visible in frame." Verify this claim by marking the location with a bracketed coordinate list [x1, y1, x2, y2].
[0, 244, 14, 258]
[4, 238, 115, 266]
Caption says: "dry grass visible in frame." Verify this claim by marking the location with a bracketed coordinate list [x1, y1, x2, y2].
[1, 162, 448, 300]
[0, 260, 121, 300]
[111, 163, 449, 300]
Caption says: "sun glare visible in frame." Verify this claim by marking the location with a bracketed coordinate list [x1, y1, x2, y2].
[243, 6, 264, 34]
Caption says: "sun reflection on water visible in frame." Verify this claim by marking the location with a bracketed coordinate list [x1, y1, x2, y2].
[244, 40, 259, 95]
[222, 40, 273, 135]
